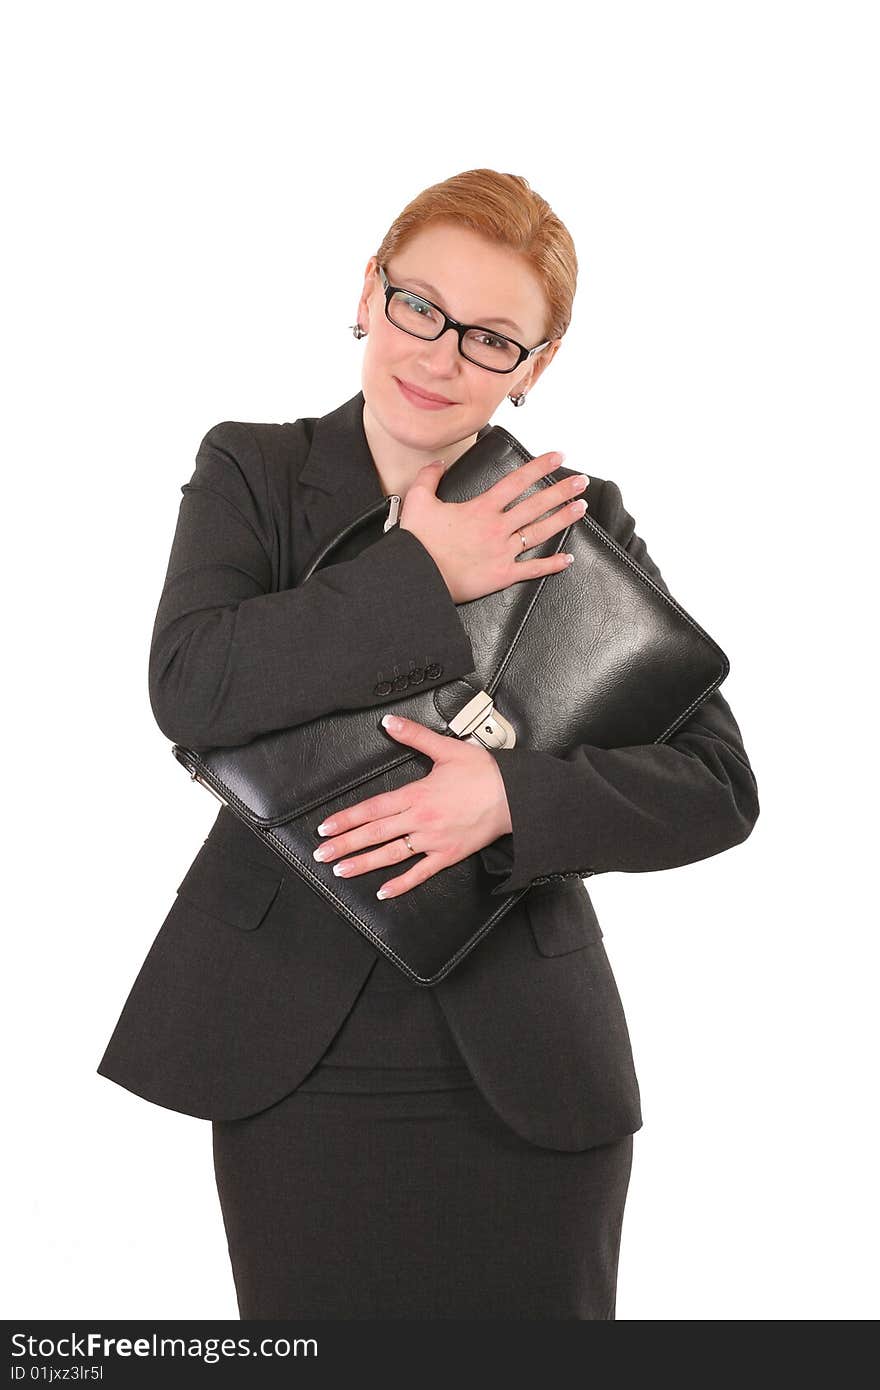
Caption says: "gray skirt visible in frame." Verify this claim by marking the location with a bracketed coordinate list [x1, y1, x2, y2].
[211, 952, 634, 1320]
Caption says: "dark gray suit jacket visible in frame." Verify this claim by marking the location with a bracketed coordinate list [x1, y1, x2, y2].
[96, 389, 760, 1150]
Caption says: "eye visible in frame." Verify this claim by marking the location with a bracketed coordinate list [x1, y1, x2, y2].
[472, 332, 510, 351]
[400, 293, 437, 319]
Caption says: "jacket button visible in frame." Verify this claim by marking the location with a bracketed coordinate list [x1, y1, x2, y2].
[424, 662, 443, 678]
[392, 673, 410, 693]
[374, 680, 393, 695]
[408, 665, 425, 683]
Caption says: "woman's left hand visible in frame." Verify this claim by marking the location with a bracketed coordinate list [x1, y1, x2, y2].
[312, 714, 513, 898]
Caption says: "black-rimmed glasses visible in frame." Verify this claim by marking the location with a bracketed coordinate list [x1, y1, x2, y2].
[377, 264, 552, 374]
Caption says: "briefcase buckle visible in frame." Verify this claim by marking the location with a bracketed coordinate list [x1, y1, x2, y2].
[447, 690, 517, 750]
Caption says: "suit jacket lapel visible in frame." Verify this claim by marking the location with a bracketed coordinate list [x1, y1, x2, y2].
[296, 391, 388, 562]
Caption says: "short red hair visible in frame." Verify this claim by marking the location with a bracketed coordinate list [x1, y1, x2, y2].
[374, 168, 578, 342]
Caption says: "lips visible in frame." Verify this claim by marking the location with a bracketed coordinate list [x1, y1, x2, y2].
[396, 377, 455, 405]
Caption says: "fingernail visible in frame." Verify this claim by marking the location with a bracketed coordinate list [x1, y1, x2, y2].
[565, 554, 574, 565]
[317, 820, 336, 835]
[377, 888, 389, 899]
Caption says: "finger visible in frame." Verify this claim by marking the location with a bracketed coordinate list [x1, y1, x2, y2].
[380, 713, 454, 759]
[316, 790, 414, 840]
[507, 470, 589, 532]
[508, 490, 588, 555]
[412, 458, 448, 496]
[326, 835, 426, 881]
[377, 853, 446, 899]
[491, 450, 567, 510]
[505, 553, 575, 584]
[313, 807, 416, 863]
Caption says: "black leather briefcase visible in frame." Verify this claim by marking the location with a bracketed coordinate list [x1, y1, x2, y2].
[172, 425, 729, 985]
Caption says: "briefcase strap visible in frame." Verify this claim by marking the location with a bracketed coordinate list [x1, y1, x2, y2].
[298, 494, 401, 583]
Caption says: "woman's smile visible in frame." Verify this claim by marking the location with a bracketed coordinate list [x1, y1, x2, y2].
[394, 375, 456, 409]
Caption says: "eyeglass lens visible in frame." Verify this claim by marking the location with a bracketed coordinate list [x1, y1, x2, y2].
[387, 290, 520, 371]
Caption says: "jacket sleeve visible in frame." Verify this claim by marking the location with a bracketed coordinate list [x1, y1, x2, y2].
[148, 421, 477, 750]
[477, 476, 761, 896]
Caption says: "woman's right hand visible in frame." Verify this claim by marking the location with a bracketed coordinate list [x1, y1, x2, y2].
[398, 451, 590, 604]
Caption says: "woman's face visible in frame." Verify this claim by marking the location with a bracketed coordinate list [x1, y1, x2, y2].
[356, 220, 560, 450]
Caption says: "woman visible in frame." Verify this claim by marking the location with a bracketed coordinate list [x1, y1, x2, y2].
[97, 168, 760, 1319]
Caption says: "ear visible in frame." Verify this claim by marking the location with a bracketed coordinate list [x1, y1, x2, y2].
[527, 339, 562, 389]
[356, 257, 380, 329]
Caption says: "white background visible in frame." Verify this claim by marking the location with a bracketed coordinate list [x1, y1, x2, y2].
[4, 0, 877, 1321]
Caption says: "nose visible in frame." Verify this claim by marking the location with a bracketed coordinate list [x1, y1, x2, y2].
[416, 324, 462, 377]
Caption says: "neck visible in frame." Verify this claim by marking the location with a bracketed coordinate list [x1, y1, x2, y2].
[362, 400, 478, 501]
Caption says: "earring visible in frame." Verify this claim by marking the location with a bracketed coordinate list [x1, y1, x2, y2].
[508, 392, 527, 406]
[350, 323, 367, 339]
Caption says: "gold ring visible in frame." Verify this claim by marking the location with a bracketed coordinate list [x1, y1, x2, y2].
[404, 834, 416, 854]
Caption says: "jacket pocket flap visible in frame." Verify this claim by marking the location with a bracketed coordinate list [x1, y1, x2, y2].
[176, 842, 283, 931]
[527, 880, 604, 956]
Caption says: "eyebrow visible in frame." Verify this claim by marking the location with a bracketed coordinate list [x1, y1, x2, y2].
[402, 276, 524, 337]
